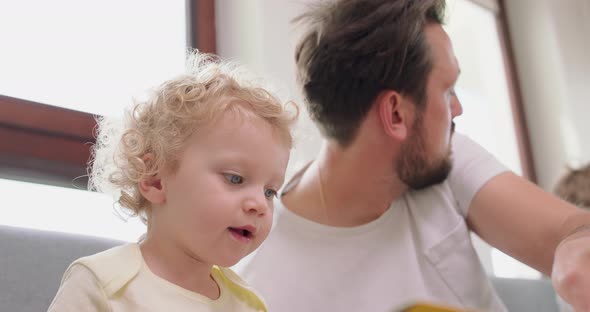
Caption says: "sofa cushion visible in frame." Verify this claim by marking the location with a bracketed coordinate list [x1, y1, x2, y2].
[0, 225, 124, 312]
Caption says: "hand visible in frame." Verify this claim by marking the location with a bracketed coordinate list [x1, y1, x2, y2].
[552, 228, 590, 312]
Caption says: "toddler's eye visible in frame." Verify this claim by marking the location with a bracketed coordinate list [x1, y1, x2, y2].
[264, 189, 277, 199]
[224, 173, 243, 185]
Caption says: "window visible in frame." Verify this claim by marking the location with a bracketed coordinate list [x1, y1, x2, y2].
[0, 0, 216, 241]
[1, 178, 146, 241]
[0, 0, 186, 117]
[445, 0, 540, 279]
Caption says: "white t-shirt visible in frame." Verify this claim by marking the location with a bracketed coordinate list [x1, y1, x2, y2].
[238, 133, 509, 312]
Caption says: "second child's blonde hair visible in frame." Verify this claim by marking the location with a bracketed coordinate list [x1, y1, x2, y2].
[555, 163, 590, 209]
[90, 52, 298, 223]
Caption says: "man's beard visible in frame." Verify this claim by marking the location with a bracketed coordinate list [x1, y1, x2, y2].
[397, 115, 454, 190]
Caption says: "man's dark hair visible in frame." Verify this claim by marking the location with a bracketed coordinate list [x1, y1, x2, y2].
[294, 0, 446, 146]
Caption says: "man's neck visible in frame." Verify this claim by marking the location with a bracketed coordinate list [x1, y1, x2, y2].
[283, 140, 407, 227]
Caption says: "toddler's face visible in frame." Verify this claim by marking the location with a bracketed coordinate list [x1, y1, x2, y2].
[155, 110, 290, 267]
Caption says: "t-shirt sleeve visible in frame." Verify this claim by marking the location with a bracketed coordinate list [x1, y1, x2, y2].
[448, 133, 510, 217]
[47, 264, 110, 312]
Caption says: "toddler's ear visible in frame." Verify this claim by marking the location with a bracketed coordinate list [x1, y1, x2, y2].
[138, 153, 166, 204]
[139, 174, 166, 205]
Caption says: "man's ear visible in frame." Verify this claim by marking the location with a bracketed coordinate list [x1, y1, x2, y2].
[376, 90, 409, 141]
[138, 154, 166, 205]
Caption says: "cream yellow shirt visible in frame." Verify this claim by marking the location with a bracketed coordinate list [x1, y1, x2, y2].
[48, 244, 266, 312]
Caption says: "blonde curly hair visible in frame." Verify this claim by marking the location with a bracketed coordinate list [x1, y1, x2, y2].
[89, 52, 298, 224]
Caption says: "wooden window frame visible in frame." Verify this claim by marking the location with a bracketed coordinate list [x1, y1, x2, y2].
[463, 0, 536, 181]
[0, 0, 216, 189]
[469, 0, 499, 13]
[494, 0, 537, 182]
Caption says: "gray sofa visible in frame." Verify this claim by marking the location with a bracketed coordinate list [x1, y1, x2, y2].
[0, 224, 561, 312]
[491, 276, 561, 312]
[0, 225, 123, 312]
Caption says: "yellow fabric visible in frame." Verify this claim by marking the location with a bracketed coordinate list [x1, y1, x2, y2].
[48, 244, 267, 312]
[398, 302, 469, 312]
[215, 267, 268, 310]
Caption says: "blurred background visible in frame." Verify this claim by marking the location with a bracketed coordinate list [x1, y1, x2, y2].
[1, 0, 588, 281]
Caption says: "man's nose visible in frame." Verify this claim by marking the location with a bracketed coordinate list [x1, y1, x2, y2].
[452, 96, 463, 118]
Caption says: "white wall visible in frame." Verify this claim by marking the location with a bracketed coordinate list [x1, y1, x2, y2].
[216, 0, 322, 179]
[504, 0, 590, 190]
[551, 0, 590, 171]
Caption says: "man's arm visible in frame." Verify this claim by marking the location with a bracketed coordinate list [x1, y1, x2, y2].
[467, 172, 590, 309]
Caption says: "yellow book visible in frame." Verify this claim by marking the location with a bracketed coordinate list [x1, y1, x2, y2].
[393, 301, 473, 312]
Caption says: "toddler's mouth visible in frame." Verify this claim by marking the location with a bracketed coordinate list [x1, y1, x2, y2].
[228, 225, 256, 242]
[229, 227, 253, 238]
